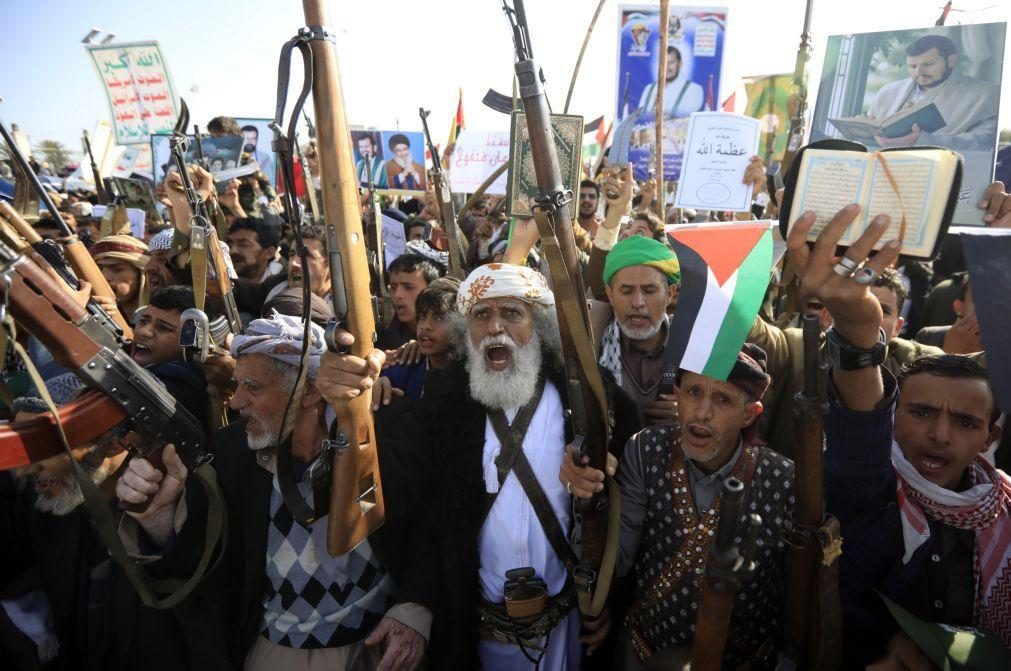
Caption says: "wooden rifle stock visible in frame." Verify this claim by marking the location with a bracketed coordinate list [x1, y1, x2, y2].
[504, 0, 612, 614]
[691, 478, 761, 670]
[785, 314, 842, 669]
[302, 0, 385, 556]
[0, 243, 204, 507]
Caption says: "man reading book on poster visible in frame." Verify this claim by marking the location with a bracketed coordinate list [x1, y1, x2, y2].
[869, 35, 998, 152]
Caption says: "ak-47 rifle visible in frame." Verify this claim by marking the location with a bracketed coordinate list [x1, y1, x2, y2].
[784, 314, 842, 669]
[419, 107, 466, 278]
[167, 100, 242, 334]
[781, 0, 814, 177]
[690, 478, 763, 670]
[502, 0, 615, 616]
[0, 119, 133, 339]
[268, 0, 385, 556]
[82, 130, 110, 205]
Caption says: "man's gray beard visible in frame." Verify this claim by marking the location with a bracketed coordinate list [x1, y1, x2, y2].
[618, 316, 663, 342]
[393, 154, 412, 169]
[245, 414, 280, 451]
[34, 462, 111, 516]
[467, 331, 543, 411]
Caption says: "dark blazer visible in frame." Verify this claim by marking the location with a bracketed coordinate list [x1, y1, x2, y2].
[0, 473, 230, 671]
[384, 362, 642, 669]
[161, 419, 430, 668]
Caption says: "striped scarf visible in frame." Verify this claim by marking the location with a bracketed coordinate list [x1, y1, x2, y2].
[892, 441, 1011, 647]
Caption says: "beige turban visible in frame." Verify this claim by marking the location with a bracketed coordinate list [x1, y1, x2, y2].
[90, 234, 150, 304]
[457, 263, 555, 315]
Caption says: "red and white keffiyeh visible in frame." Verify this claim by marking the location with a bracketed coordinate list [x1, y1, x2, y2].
[892, 441, 1011, 647]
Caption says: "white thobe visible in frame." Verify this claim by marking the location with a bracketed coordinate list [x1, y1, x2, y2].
[478, 381, 581, 671]
[637, 72, 705, 118]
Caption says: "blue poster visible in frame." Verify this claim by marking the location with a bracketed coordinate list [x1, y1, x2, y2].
[615, 5, 728, 181]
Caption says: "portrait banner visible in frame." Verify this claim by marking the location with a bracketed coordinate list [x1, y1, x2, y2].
[506, 112, 583, 219]
[810, 23, 1006, 225]
[87, 42, 178, 145]
[615, 5, 729, 181]
[150, 134, 245, 187]
[379, 130, 427, 195]
[234, 118, 277, 187]
[447, 130, 510, 195]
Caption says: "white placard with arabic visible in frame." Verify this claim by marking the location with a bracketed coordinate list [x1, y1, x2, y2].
[675, 112, 760, 212]
[87, 42, 178, 145]
[447, 130, 509, 195]
[382, 214, 408, 269]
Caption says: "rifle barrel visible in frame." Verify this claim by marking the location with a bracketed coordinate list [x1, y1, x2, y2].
[0, 120, 72, 237]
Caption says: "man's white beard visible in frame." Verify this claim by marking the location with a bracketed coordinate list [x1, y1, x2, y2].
[618, 316, 663, 342]
[34, 462, 111, 516]
[244, 412, 280, 450]
[467, 331, 543, 411]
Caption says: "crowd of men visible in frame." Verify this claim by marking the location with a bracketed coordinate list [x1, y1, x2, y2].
[1, 108, 1010, 671]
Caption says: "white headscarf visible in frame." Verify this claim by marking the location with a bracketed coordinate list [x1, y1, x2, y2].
[230, 311, 326, 378]
[457, 263, 555, 315]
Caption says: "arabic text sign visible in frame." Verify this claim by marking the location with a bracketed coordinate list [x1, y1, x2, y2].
[448, 130, 510, 195]
[87, 42, 178, 145]
[675, 112, 760, 212]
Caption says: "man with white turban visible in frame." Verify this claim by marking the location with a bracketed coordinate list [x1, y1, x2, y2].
[316, 263, 642, 670]
[116, 311, 431, 671]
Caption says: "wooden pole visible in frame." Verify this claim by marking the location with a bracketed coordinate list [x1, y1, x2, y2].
[655, 0, 670, 224]
[563, 0, 608, 114]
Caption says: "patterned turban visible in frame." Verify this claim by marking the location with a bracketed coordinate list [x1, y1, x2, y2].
[147, 229, 174, 252]
[231, 311, 327, 379]
[91, 234, 150, 304]
[457, 263, 555, 315]
[603, 235, 680, 286]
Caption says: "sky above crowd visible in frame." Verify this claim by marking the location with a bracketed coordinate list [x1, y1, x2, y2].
[3, 0, 1009, 157]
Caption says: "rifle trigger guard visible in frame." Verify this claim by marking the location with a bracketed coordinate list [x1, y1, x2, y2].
[298, 25, 336, 44]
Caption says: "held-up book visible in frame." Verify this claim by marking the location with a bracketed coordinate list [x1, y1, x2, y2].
[828, 101, 946, 144]
[781, 140, 962, 260]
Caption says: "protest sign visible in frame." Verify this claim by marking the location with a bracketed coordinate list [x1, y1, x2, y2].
[447, 130, 509, 195]
[675, 112, 759, 212]
[615, 5, 729, 181]
[351, 130, 388, 189]
[380, 131, 427, 194]
[810, 23, 1006, 225]
[87, 42, 178, 145]
[151, 134, 244, 186]
[113, 144, 154, 179]
[382, 213, 408, 268]
[506, 112, 583, 218]
[234, 118, 276, 187]
[111, 176, 162, 224]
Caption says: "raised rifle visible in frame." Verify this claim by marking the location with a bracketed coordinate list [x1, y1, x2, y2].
[501, 0, 615, 617]
[268, 0, 385, 555]
[362, 158, 390, 321]
[0, 119, 132, 338]
[690, 478, 763, 670]
[168, 100, 242, 334]
[82, 129, 111, 205]
[781, 0, 814, 176]
[419, 107, 466, 278]
[784, 314, 842, 669]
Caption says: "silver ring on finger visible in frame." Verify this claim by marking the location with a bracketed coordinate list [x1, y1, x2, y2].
[854, 266, 880, 285]
[566, 481, 573, 495]
[832, 261, 855, 277]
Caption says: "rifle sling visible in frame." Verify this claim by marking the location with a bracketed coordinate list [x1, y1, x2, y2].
[485, 377, 579, 571]
[189, 224, 209, 312]
[3, 314, 227, 610]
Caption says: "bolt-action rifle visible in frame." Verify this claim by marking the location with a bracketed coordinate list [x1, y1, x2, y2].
[419, 107, 466, 278]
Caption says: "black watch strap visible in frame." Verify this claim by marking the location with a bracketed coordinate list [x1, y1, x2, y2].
[825, 327, 886, 371]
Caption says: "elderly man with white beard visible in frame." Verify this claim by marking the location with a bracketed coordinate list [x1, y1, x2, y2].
[316, 263, 642, 670]
[116, 312, 431, 671]
[597, 235, 682, 426]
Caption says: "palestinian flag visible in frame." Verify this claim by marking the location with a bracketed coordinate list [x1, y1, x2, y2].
[663, 222, 774, 380]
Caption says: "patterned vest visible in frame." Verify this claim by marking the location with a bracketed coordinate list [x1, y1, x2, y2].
[626, 425, 795, 667]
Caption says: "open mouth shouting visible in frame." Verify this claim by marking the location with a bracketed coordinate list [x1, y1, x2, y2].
[484, 342, 513, 372]
[683, 423, 715, 448]
[131, 341, 154, 365]
[914, 450, 953, 483]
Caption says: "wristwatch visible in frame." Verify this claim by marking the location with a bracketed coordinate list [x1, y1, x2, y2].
[825, 327, 887, 371]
